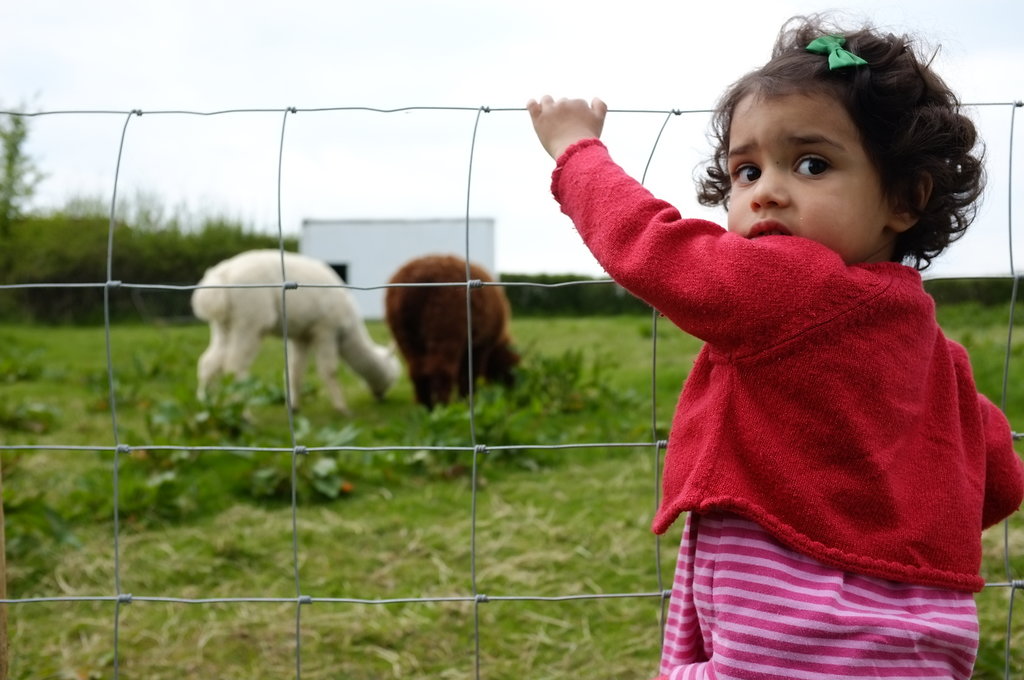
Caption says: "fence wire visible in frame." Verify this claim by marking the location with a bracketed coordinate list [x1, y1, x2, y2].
[0, 102, 1021, 679]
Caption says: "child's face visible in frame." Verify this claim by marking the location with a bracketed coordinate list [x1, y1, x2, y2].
[725, 92, 915, 264]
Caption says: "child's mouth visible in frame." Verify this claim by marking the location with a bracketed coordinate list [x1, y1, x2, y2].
[749, 221, 792, 238]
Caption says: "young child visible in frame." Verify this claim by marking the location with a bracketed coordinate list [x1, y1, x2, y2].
[527, 15, 1023, 680]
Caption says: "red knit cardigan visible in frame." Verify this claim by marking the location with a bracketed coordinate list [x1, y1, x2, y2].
[552, 139, 1023, 592]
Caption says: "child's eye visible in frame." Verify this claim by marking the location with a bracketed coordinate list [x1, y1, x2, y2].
[796, 157, 829, 176]
[733, 164, 761, 185]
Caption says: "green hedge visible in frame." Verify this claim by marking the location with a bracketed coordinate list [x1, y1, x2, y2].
[923, 277, 1017, 306]
[0, 216, 296, 323]
[502, 274, 1020, 317]
[500, 272, 650, 316]
[0, 214, 1017, 323]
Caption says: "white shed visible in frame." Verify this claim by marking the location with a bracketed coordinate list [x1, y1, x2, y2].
[299, 217, 496, 319]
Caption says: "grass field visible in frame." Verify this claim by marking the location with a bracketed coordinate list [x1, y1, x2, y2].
[1, 308, 1022, 679]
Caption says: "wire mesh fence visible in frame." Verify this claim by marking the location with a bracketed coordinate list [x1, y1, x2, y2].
[0, 102, 1021, 679]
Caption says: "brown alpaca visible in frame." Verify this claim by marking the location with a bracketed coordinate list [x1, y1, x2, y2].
[385, 254, 519, 409]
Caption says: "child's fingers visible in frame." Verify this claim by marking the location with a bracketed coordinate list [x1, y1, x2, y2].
[527, 95, 605, 120]
[525, 95, 555, 119]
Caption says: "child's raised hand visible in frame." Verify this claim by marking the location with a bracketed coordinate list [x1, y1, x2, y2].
[526, 96, 607, 160]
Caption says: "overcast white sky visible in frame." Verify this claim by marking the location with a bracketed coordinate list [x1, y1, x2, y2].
[2, 0, 1021, 278]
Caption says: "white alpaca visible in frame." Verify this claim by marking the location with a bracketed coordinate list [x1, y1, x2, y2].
[191, 249, 400, 413]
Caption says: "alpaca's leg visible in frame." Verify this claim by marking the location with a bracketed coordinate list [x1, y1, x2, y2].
[311, 331, 349, 414]
[408, 358, 436, 409]
[286, 339, 310, 411]
[197, 322, 228, 400]
[431, 364, 458, 407]
[463, 345, 493, 395]
[412, 373, 435, 409]
[410, 357, 455, 410]
[418, 347, 459, 407]
[221, 326, 263, 381]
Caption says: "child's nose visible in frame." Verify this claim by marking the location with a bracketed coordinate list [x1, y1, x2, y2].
[750, 170, 789, 209]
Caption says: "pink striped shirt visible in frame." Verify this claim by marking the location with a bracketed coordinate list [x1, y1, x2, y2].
[659, 512, 979, 679]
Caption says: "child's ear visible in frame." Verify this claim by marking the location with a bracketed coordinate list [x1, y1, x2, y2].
[914, 173, 934, 211]
[889, 173, 933, 233]
[888, 207, 918, 234]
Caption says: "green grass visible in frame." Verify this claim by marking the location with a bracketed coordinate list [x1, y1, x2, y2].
[0, 310, 1022, 679]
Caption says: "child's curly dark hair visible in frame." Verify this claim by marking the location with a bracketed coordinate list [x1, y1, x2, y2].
[698, 14, 984, 270]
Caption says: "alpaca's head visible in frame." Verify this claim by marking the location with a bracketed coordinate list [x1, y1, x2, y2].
[367, 343, 402, 399]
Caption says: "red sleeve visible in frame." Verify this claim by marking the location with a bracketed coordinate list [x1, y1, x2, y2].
[551, 139, 885, 355]
[979, 393, 1024, 528]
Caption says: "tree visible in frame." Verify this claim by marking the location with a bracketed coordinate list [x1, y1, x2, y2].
[0, 109, 43, 238]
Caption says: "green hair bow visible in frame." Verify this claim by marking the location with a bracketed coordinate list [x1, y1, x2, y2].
[806, 35, 868, 70]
